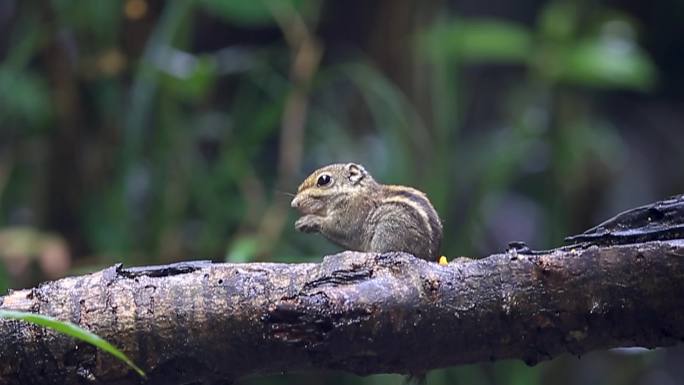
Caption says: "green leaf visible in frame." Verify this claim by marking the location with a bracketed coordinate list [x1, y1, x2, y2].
[225, 236, 259, 262]
[556, 38, 657, 90]
[538, 0, 578, 42]
[422, 19, 533, 63]
[161, 54, 218, 101]
[51, 0, 121, 44]
[0, 310, 146, 378]
[0, 67, 52, 129]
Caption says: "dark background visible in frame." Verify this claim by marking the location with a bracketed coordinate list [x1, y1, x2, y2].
[1, 0, 683, 384]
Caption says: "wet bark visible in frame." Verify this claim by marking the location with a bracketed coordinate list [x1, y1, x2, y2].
[1, 239, 683, 385]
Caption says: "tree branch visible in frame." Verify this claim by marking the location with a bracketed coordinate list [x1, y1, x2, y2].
[1, 239, 683, 385]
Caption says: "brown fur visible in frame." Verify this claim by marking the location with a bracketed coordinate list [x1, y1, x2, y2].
[291, 163, 443, 261]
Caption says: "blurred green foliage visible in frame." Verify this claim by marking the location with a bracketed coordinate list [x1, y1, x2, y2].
[0, 309, 146, 378]
[1, 0, 683, 384]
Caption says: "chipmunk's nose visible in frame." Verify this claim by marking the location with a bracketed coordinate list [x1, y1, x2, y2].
[290, 196, 300, 209]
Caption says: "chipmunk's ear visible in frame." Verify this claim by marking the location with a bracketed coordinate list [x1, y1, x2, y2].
[346, 163, 367, 184]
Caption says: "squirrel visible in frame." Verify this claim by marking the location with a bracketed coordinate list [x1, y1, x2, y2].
[290, 162, 443, 261]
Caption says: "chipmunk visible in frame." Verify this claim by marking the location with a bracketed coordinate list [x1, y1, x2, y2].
[291, 163, 443, 261]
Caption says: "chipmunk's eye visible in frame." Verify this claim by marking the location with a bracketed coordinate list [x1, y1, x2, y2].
[316, 174, 332, 187]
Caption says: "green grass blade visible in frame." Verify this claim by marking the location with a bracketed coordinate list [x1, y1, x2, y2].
[0, 309, 146, 378]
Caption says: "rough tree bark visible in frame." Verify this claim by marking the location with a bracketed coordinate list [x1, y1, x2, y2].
[1, 237, 683, 385]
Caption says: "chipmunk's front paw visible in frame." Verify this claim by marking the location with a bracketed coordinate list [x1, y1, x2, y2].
[295, 215, 322, 233]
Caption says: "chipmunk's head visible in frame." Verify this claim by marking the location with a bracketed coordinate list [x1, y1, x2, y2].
[290, 163, 376, 215]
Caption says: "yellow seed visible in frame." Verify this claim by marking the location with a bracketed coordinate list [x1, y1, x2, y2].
[438, 256, 448, 265]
